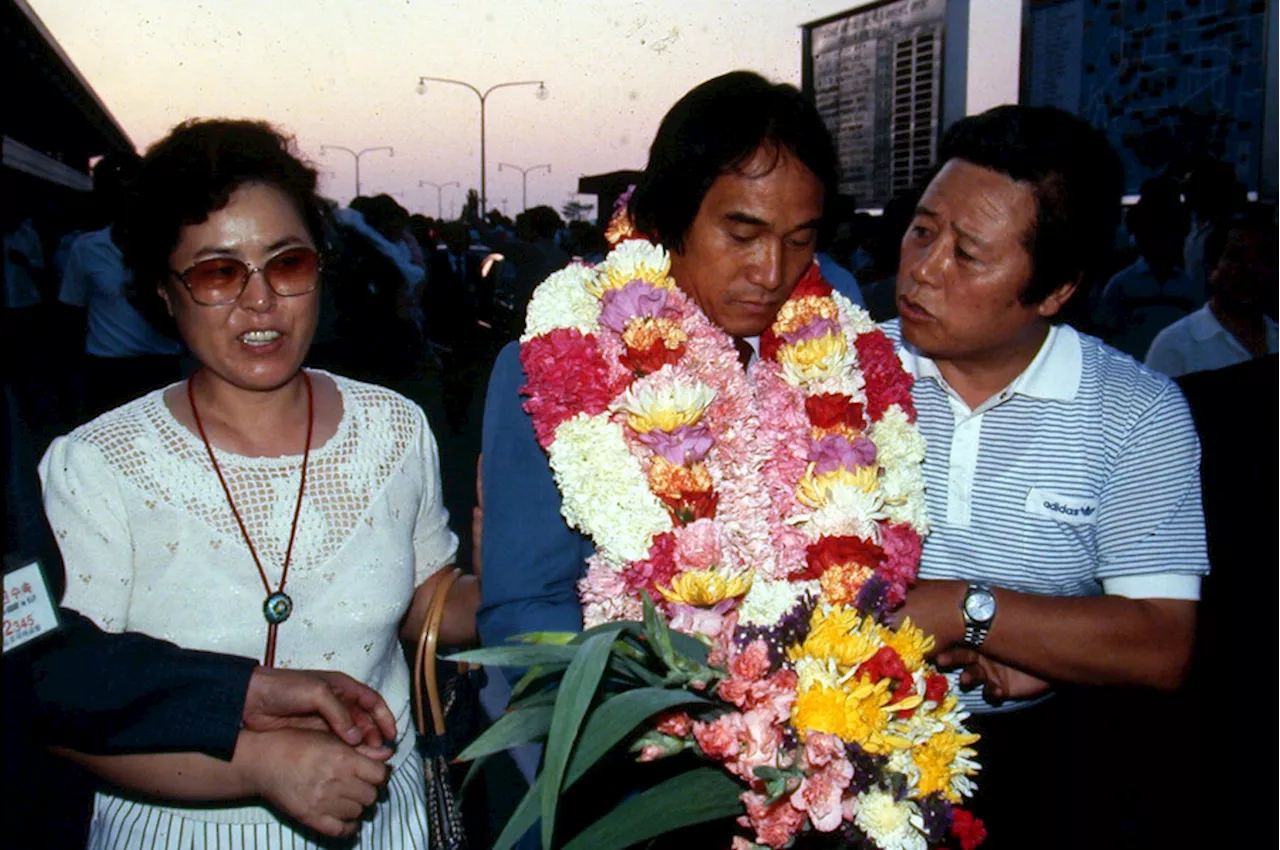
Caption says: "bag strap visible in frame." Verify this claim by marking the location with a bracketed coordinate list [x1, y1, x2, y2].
[412, 567, 462, 737]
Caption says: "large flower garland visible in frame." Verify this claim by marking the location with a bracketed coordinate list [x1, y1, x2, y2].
[518, 230, 984, 850]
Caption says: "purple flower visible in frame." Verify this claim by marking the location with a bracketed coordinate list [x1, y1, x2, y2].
[919, 794, 954, 844]
[808, 434, 876, 474]
[636, 424, 714, 465]
[733, 588, 817, 667]
[780, 316, 840, 344]
[854, 576, 892, 622]
[599, 280, 672, 332]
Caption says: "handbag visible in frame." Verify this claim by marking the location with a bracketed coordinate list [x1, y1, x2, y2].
[412, 567, 486, 849]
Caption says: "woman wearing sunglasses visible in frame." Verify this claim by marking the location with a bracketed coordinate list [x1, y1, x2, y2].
[38, 119, 474, 847]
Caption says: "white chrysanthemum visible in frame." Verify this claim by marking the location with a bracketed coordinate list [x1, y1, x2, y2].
[852, 791, 927, 850]
[793, 654, 847, 692]
[548, 414, 671, 561]
[832, 291, 878, 337]
[869, 406, 926, 467]
[592, 239, 673, 294]
[791, 484, 888, 542]
[616, 374, 717, 433]
[885, 489, 929, 534]
[737, 577, 819, 628]
[777, 337, 858, 386]
[521, 263, 602, 341]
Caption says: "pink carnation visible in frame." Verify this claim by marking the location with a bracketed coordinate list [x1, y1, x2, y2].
[723, 708, 784, 781]
[692, 712, 744, 761]
[739, 791, 807, 849]
[654, 710, 693, 738]
[673, 518, 723, 571]
[879, 523, 923, 607]
[790, 756, 853, 832]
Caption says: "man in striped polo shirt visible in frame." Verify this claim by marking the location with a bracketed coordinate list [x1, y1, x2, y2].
[886, 106, 1208, 847]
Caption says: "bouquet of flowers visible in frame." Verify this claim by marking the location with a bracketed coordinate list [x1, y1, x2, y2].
[454, 222, 985, 850]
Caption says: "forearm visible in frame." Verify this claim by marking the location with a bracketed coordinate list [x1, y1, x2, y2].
[909, 580, 1197, 690]
[399, 570, 479, 646]
[52, 730, 262, 802]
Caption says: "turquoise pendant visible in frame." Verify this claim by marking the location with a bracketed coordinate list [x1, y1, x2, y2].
[263, 592, 293, 625]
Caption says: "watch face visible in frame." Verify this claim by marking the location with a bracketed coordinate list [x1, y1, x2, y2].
[965, 590, 996, 622]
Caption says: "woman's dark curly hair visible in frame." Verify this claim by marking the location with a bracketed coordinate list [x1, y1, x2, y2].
[117, 119, 331, 330]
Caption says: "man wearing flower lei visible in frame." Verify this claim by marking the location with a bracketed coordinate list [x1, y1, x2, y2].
[476, 72, 984, 850]
[883, 105, 1209, 848]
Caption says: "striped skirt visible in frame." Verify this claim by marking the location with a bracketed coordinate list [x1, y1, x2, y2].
[86, 747, 429, 849]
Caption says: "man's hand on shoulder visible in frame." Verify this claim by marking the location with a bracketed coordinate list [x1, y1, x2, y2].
[242, 667, 397, 748]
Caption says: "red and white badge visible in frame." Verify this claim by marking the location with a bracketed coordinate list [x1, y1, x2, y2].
[3, 560, 60, 653]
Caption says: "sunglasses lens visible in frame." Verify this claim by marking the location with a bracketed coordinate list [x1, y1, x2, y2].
[264, 247, 320, 295]
[185, 258, 249, 304]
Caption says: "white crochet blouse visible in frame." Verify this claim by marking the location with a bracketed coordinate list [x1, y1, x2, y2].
[38, 372, 457, 831]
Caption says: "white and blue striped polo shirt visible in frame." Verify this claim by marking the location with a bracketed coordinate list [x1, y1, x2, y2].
[883, 320, 1209, 712]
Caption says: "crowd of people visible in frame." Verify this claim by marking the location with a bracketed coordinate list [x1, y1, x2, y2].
[3, 66, 1274, 849]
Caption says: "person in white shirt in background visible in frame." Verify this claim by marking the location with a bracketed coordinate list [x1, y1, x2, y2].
[1146, 207, 1278, 378]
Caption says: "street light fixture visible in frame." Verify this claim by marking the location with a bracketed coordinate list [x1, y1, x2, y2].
[319, 145, 393, 197]
[418, 180, 460, 218]
[498, 163, 551, 212]
[415, 76, 547, 214]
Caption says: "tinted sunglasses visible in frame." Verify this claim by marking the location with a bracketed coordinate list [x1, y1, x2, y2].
[168, 246, 320, 306]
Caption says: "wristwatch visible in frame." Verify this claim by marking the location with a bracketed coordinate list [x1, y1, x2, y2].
[961, 583, 997, 649]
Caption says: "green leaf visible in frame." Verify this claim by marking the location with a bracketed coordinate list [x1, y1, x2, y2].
[563, 687, 711, 788]
[607, 653, 664, 687]
[455, 705, 554, 763]
[511, 662, 570, 702]
[571, 620, 642, 644]
[508, 689, 561, 711]
[541, 630, 615, 848]
[666, 629, 712, 666]
[508, 631, 579, 645]
[560, 766, 744, 850]
[446, 643, 579, 667]
[493, 773, 543, 850]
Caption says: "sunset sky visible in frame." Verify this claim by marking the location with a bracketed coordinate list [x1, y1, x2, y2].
[27, 0, 868, 217]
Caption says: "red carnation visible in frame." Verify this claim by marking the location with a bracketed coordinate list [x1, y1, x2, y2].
[857, 646, 914, 702]
[855, 330, 917, 422]
[622, 340, 686, 376]
[520, 329, 626, 448]
[805, 393, 867, 431]
[759, 328, 783, 362]
[795, 535, 886, 581]
[622, 532, 679, 594]
[658, 488, 718, 525]
[950, 809, 988, 850]
[790, 262, 833, 299]
[924, 673, 949, 704]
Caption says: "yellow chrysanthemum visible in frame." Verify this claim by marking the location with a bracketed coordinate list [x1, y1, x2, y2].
[589, 241, 675, 295]
[657, 567, 753, 607]
[794, 678, 912, 754]
[771, 296, 839, 336]
[776, 332, 850, 383]
[619, 379, 716, 434]
[819, 561, 875, 607]
[840, 678, 914, 754]
[912, 728, 981, 801]
[881, 617, 936, 670]
[621, 317, 687, 351]
[647, 456, 713, 499]
[790, 606, 881, 670]
[796, 465, 880, 508]
[792, 684, 849, 740]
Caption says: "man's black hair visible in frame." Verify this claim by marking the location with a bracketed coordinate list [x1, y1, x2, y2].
[628, 70, 838, 253]
[936, 105, 1124, 313]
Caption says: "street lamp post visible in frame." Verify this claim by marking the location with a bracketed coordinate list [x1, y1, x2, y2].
[415, 76, 547, 214]
[498, 162, 551, 212]
[320, 145, 393, 197]
[418, 180, 459, 218]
